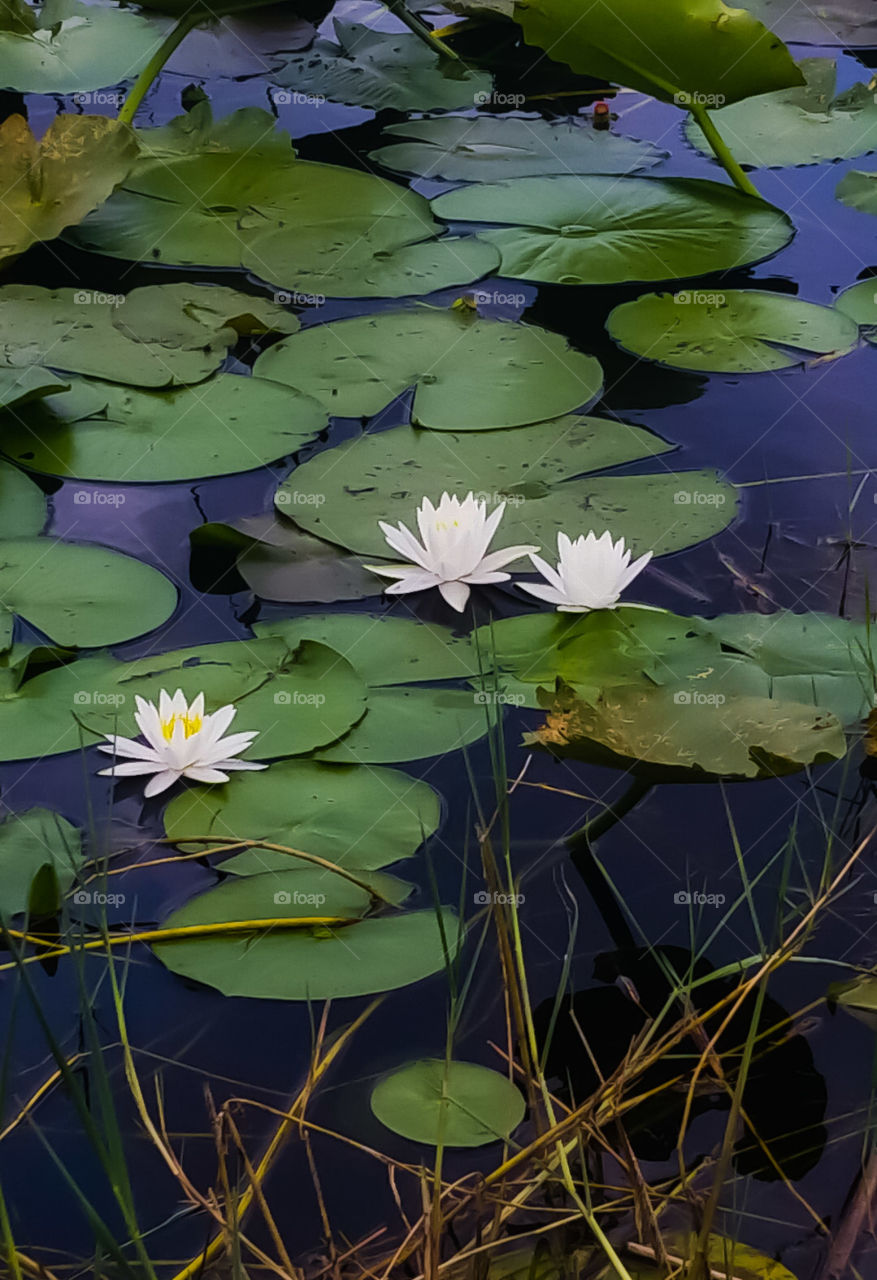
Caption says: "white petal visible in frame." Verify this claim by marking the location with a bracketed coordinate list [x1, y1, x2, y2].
[212, 759, 268, 771]
[527, 551, 566, 592]
[384, 570, 443, 594]
[98, 736, 162, 763]
[438, 580, 471, 612]
[143, 769, 181, 798]
[135, 700, 165, 752]
[182, 766, 231, 784]
[478, 544, 540, 574]
[98, 760, 165, 777]
[519, 581, 571, 606]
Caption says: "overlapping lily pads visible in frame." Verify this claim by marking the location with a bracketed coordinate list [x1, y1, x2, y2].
[68, 127, 494, 299]
[0, 114, 137, 266]
[0, 373, 327, 483]
[0, 461, 45, 537]
[370, 115, 666, 180]
[254, 308, 603, 427]
[371, 1059, 525, 1146]
[163, 759, 440, 872]
[430, 177, 795, 285]
[0, 285, 299, 389]
[685, 60, 877, 168]
[0, 637, 366, 763]
[0, 0, 166, 93]
[272, 19, 492, 111]
[606, 290, 859, 373]
[744, 0, 877, 46]
[274, 417, 735, 559]
[153, 869, 457, 1000]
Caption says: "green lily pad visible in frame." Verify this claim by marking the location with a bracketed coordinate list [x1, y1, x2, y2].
[835, 279, 877, 344]
[606, 290, 858, 373]
[0, 285, 298, 389]
[665, 1234, 800, 1280]
[0, 539, 177, 647]
[163, 759, 440, 872]
[255, 308, 603, 427]
[0, 807, 82, 918]
[0, 367, 69, 409]
[371, 114, 666, 180]
[836, 168, 877, 216]
[133, 104, 294, 163]
[829, 973, 877, 1030]
[273, 19, 492, 111]
[506, 0, 803, 107]
[0, 637, 366, 763]
[0, 373, 327, 482]
[685, 59, 877, 168]
[0, 0, 166, 93]
[191, 516, 377, 603]
[68, 139, 476, 301]
[371, 1059, 525, 1146]
[526, 678, 847, 780]
[743, 0, 877, 46]
[0, 462, 45, 538]
[154, 870, 457, 1000]
[252, 614, 479, 685]
[431, 176, 795, 285]
[314, 686, 489, 765]
[275, 417, 735, 559]
[0, 113, 137, 267]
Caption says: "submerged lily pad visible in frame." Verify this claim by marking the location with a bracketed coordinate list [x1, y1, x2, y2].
[836, 169, 877, 216]
[743, 0, 877, 46]
[527, 678, 846, 780]
[163, 759, 440, 872]
[371, 115, 666, 180]
[835, 279, 877, 344]
[154, 870, 457, 1000]
[0, 373, 327, 482]
[0, 285, 299, 389]
[431, 177, 795, 285]
[0, 637, 366, 763]
[191, 516, 377, 603]
[0, 114, 137, 266]
[255, 308, 603, 427]
[504, 0, 802, 106]
[0, 539, 177, 648]
[275, 417, 735, 559]
[685, 60, 877, 168]
[273, 19, 492, 111]
[606, 291, 858, 373]
[0, 807, 82, 918]
[371, 1059, 525, 1146]
[0, 0, 166, 93]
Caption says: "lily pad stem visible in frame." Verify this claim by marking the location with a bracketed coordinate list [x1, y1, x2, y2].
[568, 776, 654, 848]
[688, 100, 760, 199]
[117, 11, 203, 126]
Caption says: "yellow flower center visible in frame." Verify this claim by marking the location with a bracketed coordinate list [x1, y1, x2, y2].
[160, 712, 203, 741]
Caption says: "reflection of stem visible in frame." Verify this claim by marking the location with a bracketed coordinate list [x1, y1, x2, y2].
[568, 776, 654, 847]
[566, 777, 653, 950]
[117, 12, 203, 126]
[688, 101, 760, 198]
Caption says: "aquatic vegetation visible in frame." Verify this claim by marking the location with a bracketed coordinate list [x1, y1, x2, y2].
[606, 289, 860, 373]
[430, 175, 795, 284]
[98, 689, 267, 798]
[521, 530, 653, 613]
[371, 1058, 526, 1145]
[368, 490, 539, 611]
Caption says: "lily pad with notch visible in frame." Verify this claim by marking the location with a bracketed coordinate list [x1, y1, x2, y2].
[371, 1058, 525, 1146]
[606, 290, 859, 373]
[431, 176, 795, 285]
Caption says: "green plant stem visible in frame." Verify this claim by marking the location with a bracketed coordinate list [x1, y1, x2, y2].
[117, 12, 203, 126]
[688, 101, 760, 198]
[383, 0, 461, 60]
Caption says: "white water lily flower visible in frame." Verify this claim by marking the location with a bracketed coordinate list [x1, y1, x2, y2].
[521, 530, 653, 613]
[98, 688, 266, 798]
[366, 491, 538, 612]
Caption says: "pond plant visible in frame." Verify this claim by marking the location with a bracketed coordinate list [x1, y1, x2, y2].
[1, 0, 877, 1278]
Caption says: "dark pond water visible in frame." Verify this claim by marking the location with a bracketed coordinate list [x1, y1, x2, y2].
[3, 11, 877, 1278]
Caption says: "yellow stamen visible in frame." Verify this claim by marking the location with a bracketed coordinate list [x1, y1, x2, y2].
[160, 713, 203, 741]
